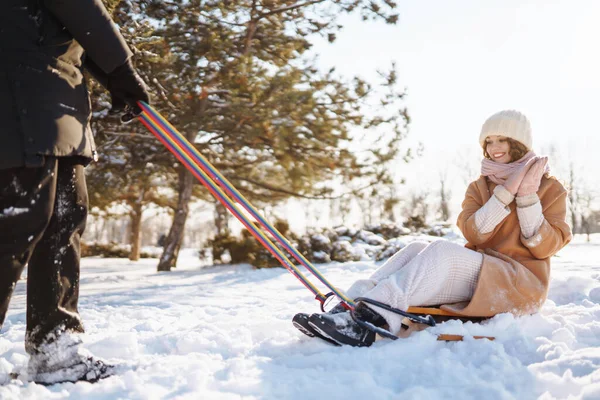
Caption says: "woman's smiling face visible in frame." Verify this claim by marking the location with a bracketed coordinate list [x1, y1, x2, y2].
[485, 135, 512, 164]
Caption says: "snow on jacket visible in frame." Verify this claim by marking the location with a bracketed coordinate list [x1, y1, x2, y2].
[444, 175, 572, 317]
[0, 0, 132, 169]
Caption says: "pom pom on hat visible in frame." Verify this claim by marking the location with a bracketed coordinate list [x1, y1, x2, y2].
[479, 110, 532, 150]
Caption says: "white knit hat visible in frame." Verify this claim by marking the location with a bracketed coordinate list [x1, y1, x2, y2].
[479, 110, 532, 150]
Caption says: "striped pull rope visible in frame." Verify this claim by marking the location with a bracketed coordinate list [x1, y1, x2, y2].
[137, 106, 329, 303]
[138, 101, 354, 308]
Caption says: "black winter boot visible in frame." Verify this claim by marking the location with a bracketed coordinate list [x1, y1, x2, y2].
[307, 303, 387, 347]
[26, 329, 113, 385]
[353, 302, 388, 328]
[292, 302, 347, 345]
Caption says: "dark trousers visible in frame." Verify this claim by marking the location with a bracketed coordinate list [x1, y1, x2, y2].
[0, 156, 87, 353]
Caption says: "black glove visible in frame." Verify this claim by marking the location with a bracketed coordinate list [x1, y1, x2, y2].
[83, 56, 109, 88]
[106, 58, 151, 122]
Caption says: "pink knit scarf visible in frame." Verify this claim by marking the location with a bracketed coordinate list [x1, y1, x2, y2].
[481, 151, 538, 185]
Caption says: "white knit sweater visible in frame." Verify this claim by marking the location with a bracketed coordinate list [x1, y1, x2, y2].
[477, 185, 544, 238]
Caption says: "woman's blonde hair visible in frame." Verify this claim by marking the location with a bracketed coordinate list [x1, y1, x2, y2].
[482, 137, 529, 163]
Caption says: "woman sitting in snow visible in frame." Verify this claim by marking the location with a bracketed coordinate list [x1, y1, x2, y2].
[294, 110, 572, 347]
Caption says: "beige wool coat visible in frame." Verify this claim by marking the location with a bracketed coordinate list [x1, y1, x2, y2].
[441, 175, 572, 318]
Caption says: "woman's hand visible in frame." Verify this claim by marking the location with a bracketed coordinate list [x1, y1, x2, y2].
[517, 157, 548, 197]
[502, 157, 538, 196]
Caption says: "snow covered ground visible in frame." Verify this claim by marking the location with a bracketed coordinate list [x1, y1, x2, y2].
[1, 234, 599, 399]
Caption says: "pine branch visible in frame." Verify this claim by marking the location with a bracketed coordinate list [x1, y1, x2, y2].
[199, 11, 246, 27]
[151, 77, 178, 109]
[233, 174, 386, 200]
[103, 131, 155, 139]
[233, 176, 333, 199]
[259, 0, 326, 17]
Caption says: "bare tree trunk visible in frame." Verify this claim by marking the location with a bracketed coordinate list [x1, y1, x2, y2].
[329, 198, 338, 226]
[439, 175, 450, 222]
[129, 198, 144, 261]
[121, 218, 128, 244]
[340, 196, 351, 226]
[157, 165, 194, 271]
[304, 199, 311, 227]
[569, 165, 578, 233]
[582, 216, 590, 242]
[157, 97, 209, 271]
[214, 201, 230, 236]
[109, 219, 117, 243]
[314, 200, 323, 226]
[93, 216, 101, 242]
[98, 217, 106, 243]
[383, 193, 398, 223]
[364, 197, 373, 226]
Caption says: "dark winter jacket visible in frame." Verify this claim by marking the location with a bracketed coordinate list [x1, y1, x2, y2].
[0, 0, 132, 169]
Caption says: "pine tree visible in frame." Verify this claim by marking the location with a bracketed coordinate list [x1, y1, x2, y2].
[86, 0, 190, 260]
[88, 0, 411, 270]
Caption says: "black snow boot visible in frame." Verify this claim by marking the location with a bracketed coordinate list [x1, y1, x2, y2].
[26, 331, 113, 385]
[28, 354, 113, 385]
[307, 303, 387, 347]
[292, 302, 347, 345]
